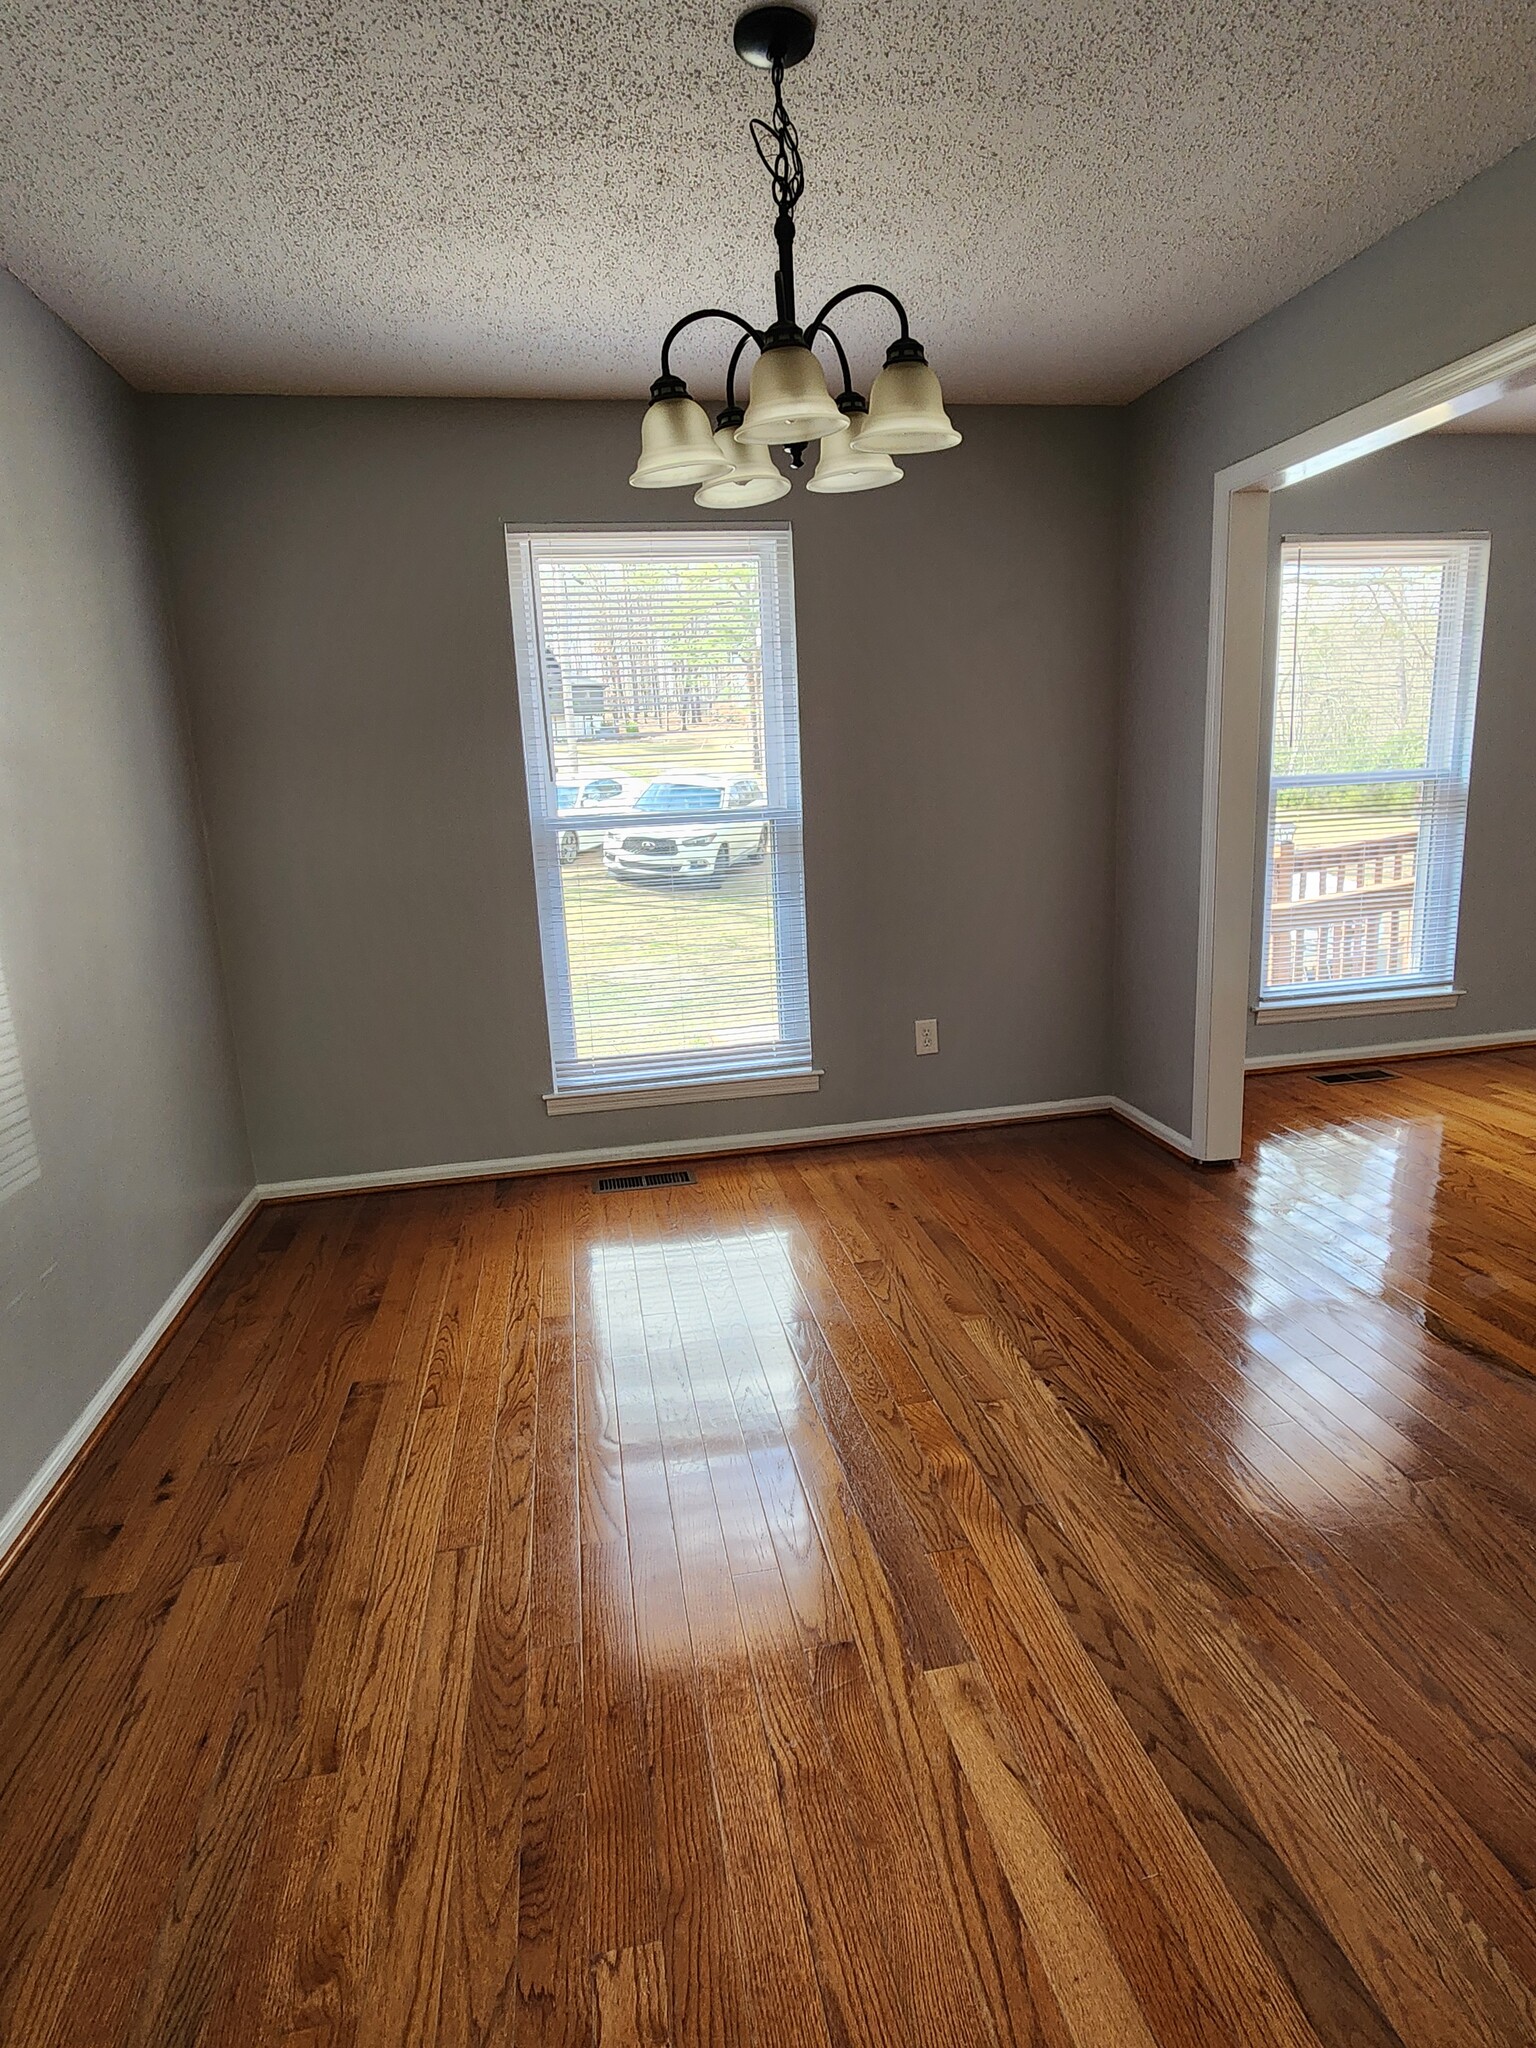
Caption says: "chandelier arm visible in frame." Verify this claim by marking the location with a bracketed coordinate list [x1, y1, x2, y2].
[808, 320, 856, 402]
[723, 330, 755, 414]
[804, 283, 913, 348]
[659, 308, 764, 383]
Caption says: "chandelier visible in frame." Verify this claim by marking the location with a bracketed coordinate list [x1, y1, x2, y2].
[629, 3, 962, 503]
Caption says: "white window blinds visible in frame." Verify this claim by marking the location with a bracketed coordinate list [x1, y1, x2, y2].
[1259, 534, 1489, 1011]
[0, 946, 39, 1203]
[506, 527, 813, 1103]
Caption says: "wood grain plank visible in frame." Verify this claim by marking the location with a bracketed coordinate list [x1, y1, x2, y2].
[594, 1940, 669, 2048]
[928, 1659, 1164, 2048]
[732, 1564, 918, 2048]
[515, 1642, 590, 2048]
[441, 1194, 544, 2048]
[355, 1538, 482, 2048]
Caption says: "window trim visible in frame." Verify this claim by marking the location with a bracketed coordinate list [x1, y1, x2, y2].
[506, 523, 815, 1109]
[544, 1069, 823, 1116]
[1254, 531, 1489, 1018]
[1252, 989, 1462, 1026]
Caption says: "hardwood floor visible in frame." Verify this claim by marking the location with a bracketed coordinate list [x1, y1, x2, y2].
[3, 1052, 1536, 2046]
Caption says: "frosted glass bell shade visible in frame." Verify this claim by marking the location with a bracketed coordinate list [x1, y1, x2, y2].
[736, 345, 846, 445]
[695, 429, 791, 507]
[630, 396, 734, 487]
[805, 417, 904, 494]
[849, 359, 962, 454]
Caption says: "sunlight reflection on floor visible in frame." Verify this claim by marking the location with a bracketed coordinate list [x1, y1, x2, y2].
[583, 1224, 829, 1663]
[1230, 1111, 1444, 1521]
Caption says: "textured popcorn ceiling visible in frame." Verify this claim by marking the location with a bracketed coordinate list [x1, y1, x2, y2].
[2, 2, 1536, 402]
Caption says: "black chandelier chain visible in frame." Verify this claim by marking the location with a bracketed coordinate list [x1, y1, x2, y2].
[750, 59, 805, 220]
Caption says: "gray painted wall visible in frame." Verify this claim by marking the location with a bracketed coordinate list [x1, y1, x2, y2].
[1115, 138, 1536, 1137]
[1249, 433, 1536, 1063]
[142, 397, 1124, 1184]
[0, 270, 251, 1528]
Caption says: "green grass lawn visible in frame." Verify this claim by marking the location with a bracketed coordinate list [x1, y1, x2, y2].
[564, 726, 763, 789]
[559, 847, 780, 1062]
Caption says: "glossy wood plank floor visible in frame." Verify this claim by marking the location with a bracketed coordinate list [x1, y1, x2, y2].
[4, 1053, 1536, 2047]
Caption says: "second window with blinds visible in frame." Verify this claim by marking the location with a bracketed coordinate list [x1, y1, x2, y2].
[1258, 533, 1490, 1020]
[507, 527, 815, 1111]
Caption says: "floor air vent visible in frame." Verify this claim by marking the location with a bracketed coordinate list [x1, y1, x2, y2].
[594, 1169, 697, 1193]
[1318, 1067, 1394, 1084]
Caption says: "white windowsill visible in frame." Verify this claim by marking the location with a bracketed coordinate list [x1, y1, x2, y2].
[1253, 989, 1463, 1026]
[545, 1070, 822, 1116]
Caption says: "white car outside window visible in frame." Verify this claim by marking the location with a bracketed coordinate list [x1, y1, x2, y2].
[603, 776, 769, 883]
[554, 776, 645, 864]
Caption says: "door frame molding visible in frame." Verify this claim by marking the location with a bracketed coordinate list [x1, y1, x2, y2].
[1191, 320, 1536, 1160]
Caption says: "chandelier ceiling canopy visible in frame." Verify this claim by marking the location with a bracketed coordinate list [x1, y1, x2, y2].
[630, 3, 962, 504]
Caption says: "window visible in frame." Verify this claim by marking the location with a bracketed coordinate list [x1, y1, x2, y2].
[507, 527, 814, 1111]
[0, 943, 39, 1202]
[1257, 534, 1489, 1017]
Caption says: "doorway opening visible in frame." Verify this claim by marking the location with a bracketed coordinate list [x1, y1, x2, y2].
[1192, 322, 1536, 1159]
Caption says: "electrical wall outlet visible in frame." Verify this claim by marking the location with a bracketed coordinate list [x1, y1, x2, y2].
[915, 1017, 939, 1056]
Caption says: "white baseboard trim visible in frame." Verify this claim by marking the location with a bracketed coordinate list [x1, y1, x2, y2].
[256, 1094, 1122, 1201]
[1105, 1096, 1201, 1159]
[0, 1187, 262, 1574]
[1246, 1026, 1536, 1073]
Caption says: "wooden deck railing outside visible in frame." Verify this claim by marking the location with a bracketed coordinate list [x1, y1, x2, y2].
[1267, 827, 1419, 988]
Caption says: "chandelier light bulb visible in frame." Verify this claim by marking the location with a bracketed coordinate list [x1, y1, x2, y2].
[805, 405, 904, 493]
[736, 344, 846, 446]
[629, 391, 734, 489]
[850, 348, 963, 455]
[695, 421, 792, 506]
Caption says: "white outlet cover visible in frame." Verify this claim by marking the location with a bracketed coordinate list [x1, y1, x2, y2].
[915, 1019, 939, 1055]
